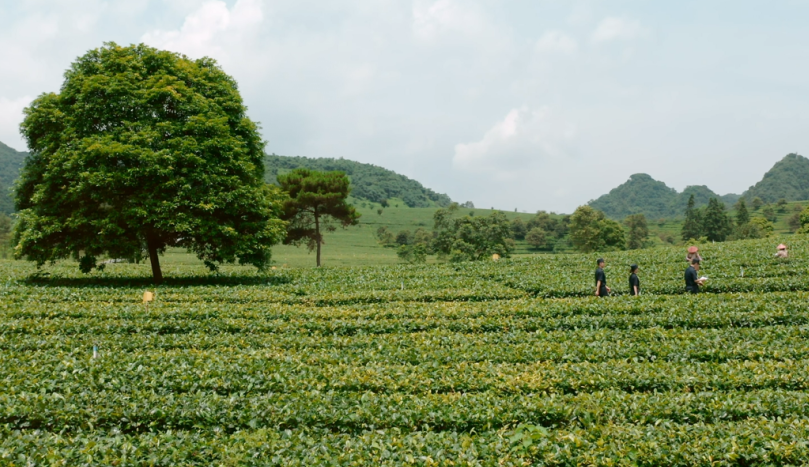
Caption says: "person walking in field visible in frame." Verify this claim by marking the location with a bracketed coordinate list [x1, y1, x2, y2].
[685, 258, 705, 294]
[686, 246, 702, 263]
[595, 258, 610, 297]
[775, 244, 788, 258]
[629, 264, 640, 296]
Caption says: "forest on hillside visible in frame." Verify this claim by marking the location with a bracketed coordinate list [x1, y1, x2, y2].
[0, 142, 27, 215]
[588, 173, 736, 219]
[264, 154, 452, 208]
[743, 153, 809, 203]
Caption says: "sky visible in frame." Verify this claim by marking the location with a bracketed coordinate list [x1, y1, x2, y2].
[2, 0, 809, 213]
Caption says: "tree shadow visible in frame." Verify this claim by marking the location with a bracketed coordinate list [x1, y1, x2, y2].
[22, 273, 294, 288]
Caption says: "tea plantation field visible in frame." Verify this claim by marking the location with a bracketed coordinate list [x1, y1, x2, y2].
[2, 237, 809, 465]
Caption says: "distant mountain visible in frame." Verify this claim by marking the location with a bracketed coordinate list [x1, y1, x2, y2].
[589, 173, 737, 219]
[265, 154, 452, 208]
[743, 153, 809, 203]
[589, 174, 677, 219]
[0, 141, 27, 215]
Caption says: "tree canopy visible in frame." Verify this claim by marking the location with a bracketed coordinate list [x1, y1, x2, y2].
[624, 213, 648, 250]
[681, 194, 702, 241]
[569, 206, 625, 253]
[432, 203, 513, 262]
[278, 168, 360, 267]
[735, 198, 750, 227]
[701, 198, 733, 242]
[13, 43, 286, 282]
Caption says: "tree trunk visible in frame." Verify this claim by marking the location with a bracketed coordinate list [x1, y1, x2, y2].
[315, 211, 321, 267]
[147, 236, 163, 283]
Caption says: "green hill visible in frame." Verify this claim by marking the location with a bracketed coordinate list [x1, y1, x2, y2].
[743, 153, 809, 203]
[264, 154, 451, 208]
[589, 174, 677, 219]
[0, 141, 27, 214]
[589, 154, 809, 220]
[589, 173, 737, 220]
[0, 142, 453, 213]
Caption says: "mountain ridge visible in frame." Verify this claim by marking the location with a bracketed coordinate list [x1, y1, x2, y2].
[590, 153, 809, 219]
[2, 139, 805, 218]
[742, 153, 809, 203]
[588, 173, 736, 220]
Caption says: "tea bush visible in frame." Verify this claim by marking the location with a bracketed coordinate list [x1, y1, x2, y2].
[2, 236, 809, 465]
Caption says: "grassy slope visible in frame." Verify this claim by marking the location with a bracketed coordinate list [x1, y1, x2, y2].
[270, 199, 552, 268]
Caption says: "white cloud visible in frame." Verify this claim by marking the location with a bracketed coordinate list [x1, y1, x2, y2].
[141, 0, 263, 59]
[412, 0, 490, 42]
[591, 17, 642, 43]
[3, 2, 809, 213]
[453, 107, 577, 181]
[0, 96, 32, 151]
[536, 31, 577, 54]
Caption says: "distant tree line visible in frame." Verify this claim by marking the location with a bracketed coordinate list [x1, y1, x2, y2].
[680, 194, 783, 242]
[377, 203, 657, 263]
[375, 203, 514, 263]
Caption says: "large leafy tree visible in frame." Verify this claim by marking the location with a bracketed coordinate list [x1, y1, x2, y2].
[14, 43, 286, 282]
[432, 203, 513, 262]
[510, 217, 527, 240]
[526, 211, 568, 246]
[278, 168, 360, 267]
[797, 206, 809, 233]
[525, 227, 548, 250]
[569, 205, 625, 253]
[624, 213, 649, 250]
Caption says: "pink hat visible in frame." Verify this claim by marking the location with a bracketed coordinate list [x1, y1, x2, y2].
[778, 244, 787, 250]
[687, 246, 699, 254]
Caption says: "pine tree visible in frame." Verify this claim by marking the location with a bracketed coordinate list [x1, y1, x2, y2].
[736, 198, 750, 227]
[278, 169, 361, 267]
[681, 194, 702, 241]
[702, 198, 732, 242]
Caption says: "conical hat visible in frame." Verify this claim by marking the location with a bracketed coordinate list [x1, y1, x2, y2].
[687, 246, 698, 253]
[778, 244, 787, 250]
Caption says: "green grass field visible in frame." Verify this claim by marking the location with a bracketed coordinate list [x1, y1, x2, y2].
[4, 236, 809, 464]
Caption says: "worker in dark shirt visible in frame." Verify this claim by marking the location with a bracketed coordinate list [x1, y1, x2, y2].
[595, 258, 610, 297]
[684, 258, 705, 294]
[629, 264, 640, 296]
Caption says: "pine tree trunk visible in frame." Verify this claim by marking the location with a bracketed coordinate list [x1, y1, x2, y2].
[315, 212, 321, 267]
[147, 236, 163, 283]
